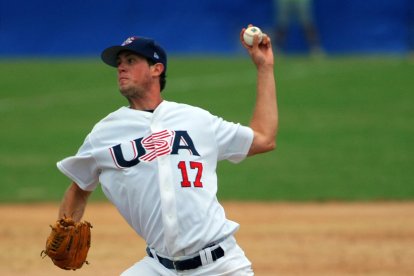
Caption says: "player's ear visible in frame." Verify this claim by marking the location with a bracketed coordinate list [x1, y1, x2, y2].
[151, 63, 164, 77]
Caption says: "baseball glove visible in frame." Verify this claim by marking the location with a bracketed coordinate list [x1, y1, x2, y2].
[41, 216, 92, 270]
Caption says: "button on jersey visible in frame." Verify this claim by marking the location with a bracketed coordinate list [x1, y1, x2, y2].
[57, 101, 253, 257]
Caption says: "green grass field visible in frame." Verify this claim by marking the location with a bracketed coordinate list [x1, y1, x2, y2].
[1, 56, 413, 202]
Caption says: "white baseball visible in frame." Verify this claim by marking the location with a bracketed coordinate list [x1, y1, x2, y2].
[243, 26, 263, 46]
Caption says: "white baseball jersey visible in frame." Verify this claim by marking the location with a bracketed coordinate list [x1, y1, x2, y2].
[57, 100, 253, 257]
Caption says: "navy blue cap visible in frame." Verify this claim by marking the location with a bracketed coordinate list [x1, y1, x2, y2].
[101, 36, 167, 74]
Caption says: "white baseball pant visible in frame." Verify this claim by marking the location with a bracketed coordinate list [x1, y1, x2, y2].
[120, 235, 254, 276]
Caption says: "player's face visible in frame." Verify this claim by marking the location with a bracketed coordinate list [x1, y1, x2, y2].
[116, 52, 152, 98]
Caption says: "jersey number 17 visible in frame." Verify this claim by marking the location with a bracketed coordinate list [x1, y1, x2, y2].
[177, 161, 203, 188]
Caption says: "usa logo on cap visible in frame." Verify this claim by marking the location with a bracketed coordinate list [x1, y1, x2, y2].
[121, 37, 137, 46]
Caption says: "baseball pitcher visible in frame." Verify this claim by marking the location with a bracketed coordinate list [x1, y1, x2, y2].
[42, 25, 278, 275]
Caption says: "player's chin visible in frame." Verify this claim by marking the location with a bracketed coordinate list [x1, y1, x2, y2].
[119, 85, 130, 96]
[119, 86, 140, 98]
[118, 80, 131, 92]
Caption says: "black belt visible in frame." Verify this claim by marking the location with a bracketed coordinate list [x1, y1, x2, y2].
[146, 246, 225, 271]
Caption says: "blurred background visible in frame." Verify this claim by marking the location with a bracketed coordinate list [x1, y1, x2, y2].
[1, 0, 413, 203]
[1, 0, 413, 56]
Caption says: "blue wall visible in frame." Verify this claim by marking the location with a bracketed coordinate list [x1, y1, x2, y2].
[0, 0, 412, 56]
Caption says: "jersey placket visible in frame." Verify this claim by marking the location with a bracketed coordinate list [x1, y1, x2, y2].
[150, 116, 179, 255]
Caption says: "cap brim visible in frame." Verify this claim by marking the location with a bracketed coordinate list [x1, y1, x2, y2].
[101, 46, 128, 67]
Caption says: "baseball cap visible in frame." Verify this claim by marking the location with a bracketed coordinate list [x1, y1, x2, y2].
[101, 36, 167, 74]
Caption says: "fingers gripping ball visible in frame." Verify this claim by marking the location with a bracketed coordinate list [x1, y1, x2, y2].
[41, 217, 92, 270]
[243, 26, 263, 46]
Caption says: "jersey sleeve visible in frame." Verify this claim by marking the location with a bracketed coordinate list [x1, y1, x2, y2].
[212, 115, 254, 163]
[56, 135, 100, 191]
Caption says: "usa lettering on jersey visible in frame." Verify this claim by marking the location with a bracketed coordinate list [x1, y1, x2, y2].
[109, 130, 200, 168]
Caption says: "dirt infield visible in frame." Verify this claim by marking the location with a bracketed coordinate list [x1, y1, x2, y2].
[1, 202, 414, 276]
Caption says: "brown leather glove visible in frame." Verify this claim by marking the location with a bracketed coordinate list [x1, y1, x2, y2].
[41, 216, 92, 270]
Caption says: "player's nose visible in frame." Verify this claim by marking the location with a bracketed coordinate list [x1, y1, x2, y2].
[117, 62, 127, 73]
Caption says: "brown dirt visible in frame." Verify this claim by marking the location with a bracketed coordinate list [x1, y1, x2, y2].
[1, 202, 414, 276]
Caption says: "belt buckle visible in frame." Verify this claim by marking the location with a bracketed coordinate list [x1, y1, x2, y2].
[172, 260, 178, 271]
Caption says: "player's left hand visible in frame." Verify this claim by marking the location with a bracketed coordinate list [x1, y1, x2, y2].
[240, 24, 274, 69]
[41, 217, 92, 270]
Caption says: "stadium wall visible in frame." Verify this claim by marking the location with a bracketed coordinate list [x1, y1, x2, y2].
[0, 0, 412, 56]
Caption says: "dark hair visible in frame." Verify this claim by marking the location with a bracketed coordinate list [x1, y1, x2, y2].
[147, 59, 167, 92]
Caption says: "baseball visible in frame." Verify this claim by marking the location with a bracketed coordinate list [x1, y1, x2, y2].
[243, 26, 263, 46]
